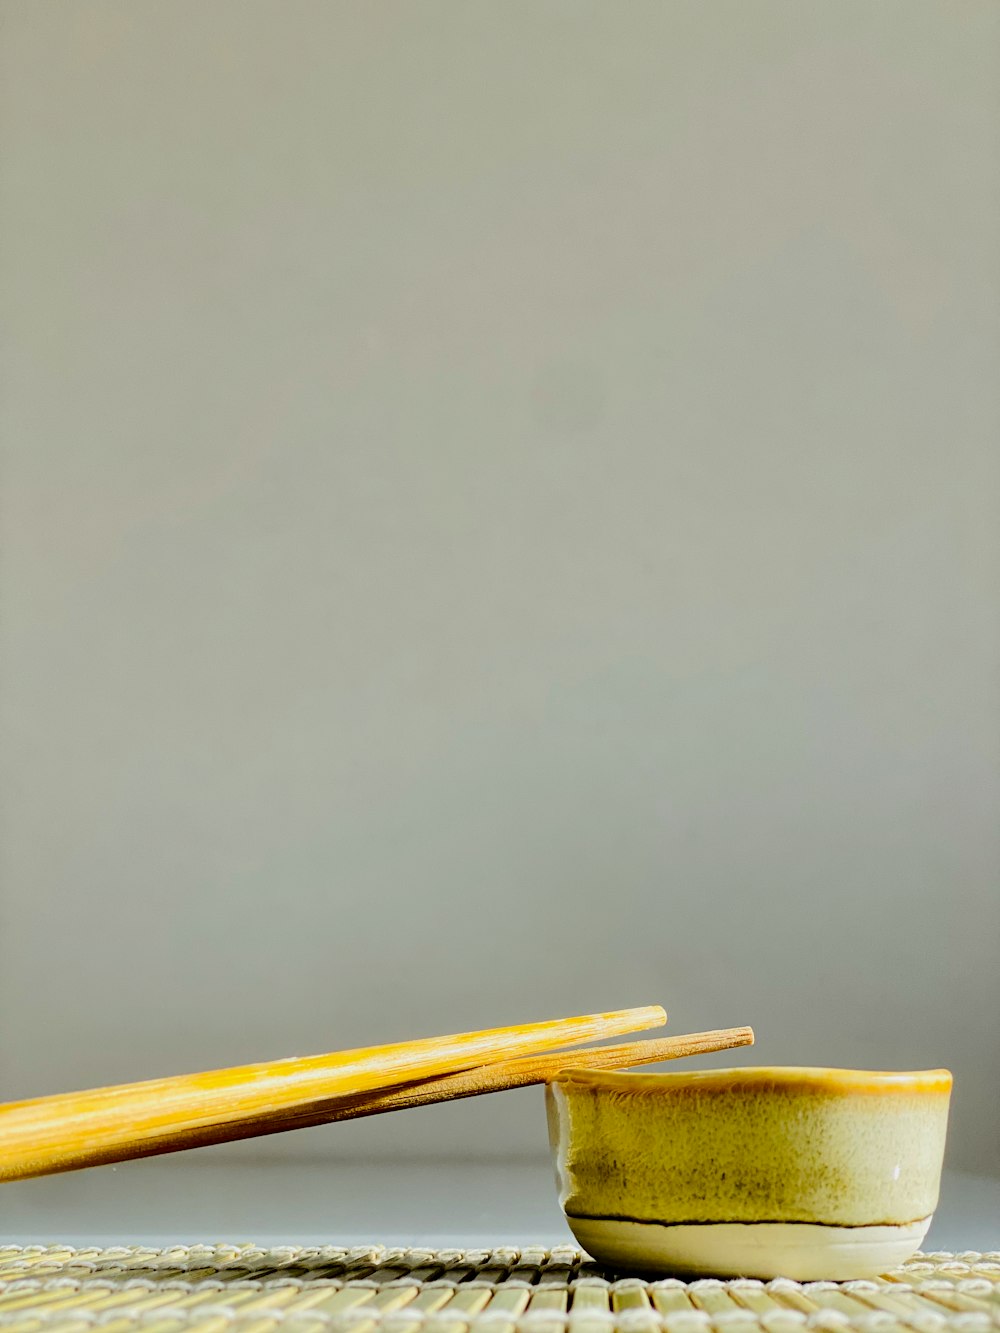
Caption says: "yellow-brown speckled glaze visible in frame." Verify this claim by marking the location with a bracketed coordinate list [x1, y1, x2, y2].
[547, 1067, 951, 1228]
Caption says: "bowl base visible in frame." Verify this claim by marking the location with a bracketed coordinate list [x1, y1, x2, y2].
[566, 1215, 933, 1280]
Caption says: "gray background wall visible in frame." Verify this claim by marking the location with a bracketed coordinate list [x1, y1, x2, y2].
[1, 0, 998, 1177]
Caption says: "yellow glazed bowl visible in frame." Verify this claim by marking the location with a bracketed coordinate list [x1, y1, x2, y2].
[546, 1066, 952, 1280]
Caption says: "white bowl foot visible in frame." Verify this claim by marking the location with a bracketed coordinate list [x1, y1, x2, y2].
[566, 1215, 933, 1280]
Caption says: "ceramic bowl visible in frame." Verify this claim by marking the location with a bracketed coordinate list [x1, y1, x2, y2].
[546, 1066, 951, 1280]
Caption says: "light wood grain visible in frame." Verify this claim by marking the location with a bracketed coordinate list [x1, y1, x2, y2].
[350, 1025, 755, 1116]
[0, 1025, 751, 1178]
[230, 1025, 756, 1131]
[0, 1006, 666, 1181]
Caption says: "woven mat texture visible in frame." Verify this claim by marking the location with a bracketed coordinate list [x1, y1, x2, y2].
[1, 1246, 998, 1331]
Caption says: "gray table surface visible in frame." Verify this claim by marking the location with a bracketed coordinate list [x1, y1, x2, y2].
[2, 1157, 997, 1253]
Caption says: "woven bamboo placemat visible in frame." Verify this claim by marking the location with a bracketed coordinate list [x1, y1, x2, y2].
[1, 1245, 998, 1331]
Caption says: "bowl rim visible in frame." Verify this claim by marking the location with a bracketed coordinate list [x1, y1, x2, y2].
[549, 1065, 953, 1094]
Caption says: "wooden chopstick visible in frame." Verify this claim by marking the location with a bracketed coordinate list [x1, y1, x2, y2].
[0, 1006, 665, 1181]
[249, 1025, 757, 1128]
[0, 1025, 752, 1179]
[349, 1025, 756, 1117]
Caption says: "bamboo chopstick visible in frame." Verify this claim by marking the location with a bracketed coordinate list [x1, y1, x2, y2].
[233, 1025, 757, 1131]
[0, 1006, 665, 1182]
[346, 1025, 756, 1118]
[0, 1024, 752, 1180]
